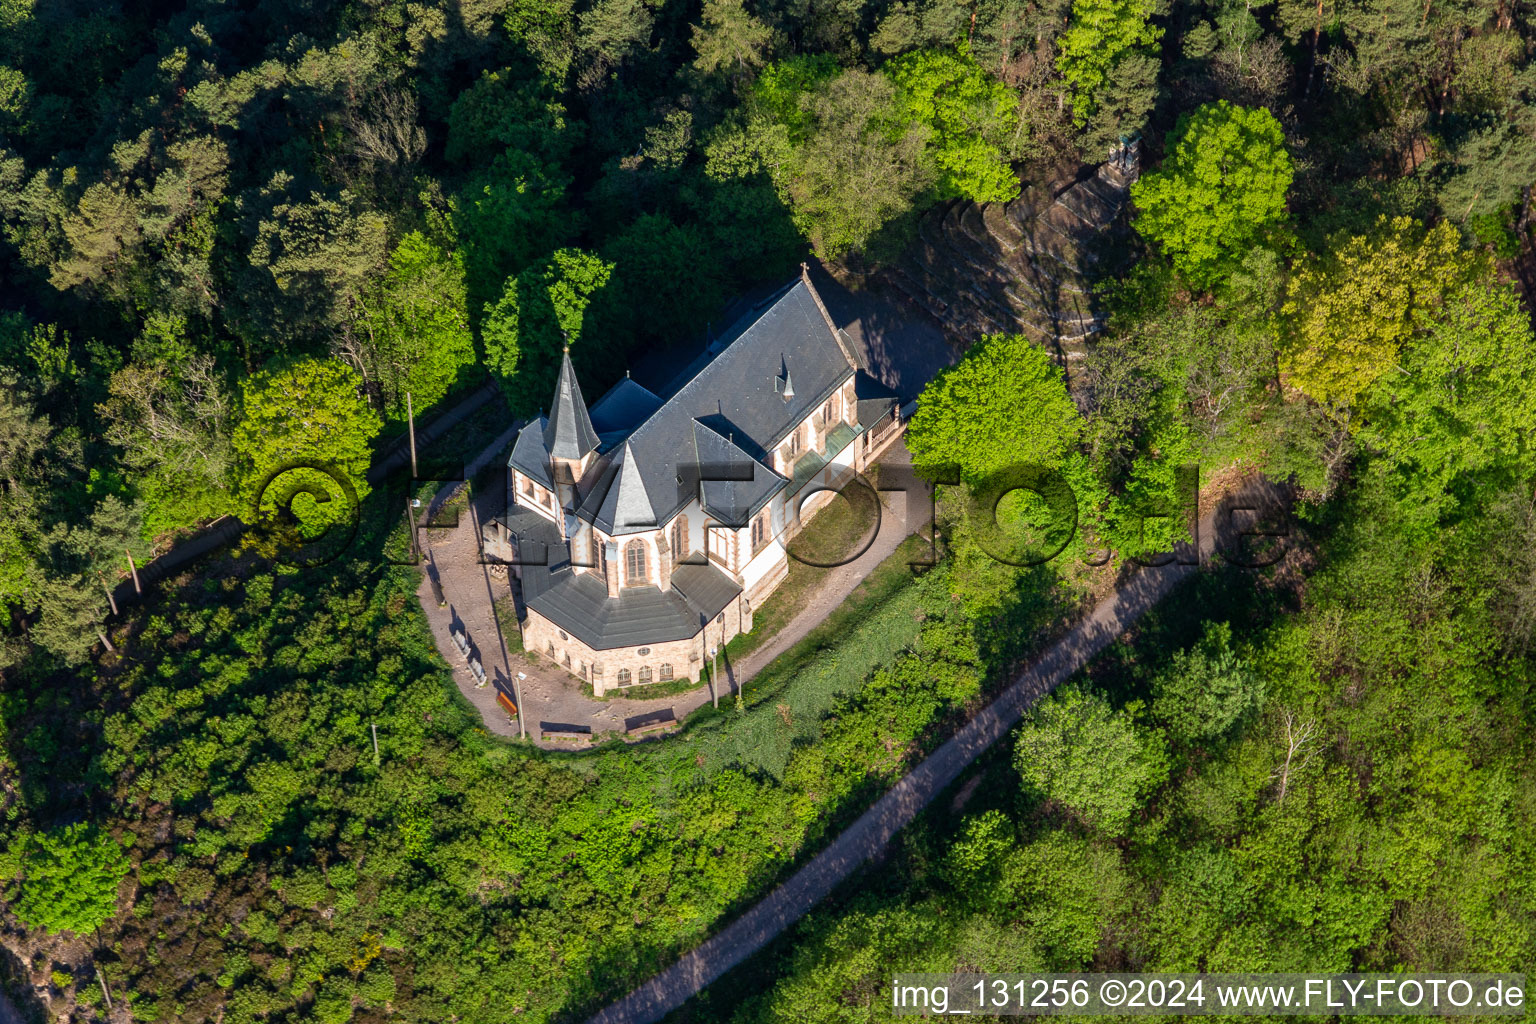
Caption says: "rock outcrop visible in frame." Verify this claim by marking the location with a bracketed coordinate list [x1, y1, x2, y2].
[883, 155, 1140, 369]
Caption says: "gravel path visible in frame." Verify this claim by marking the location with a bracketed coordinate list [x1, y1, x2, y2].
[584, 478, 1288, 1024]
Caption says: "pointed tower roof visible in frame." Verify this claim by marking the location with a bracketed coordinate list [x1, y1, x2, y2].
[543, 350, 600, 462]
[608, 442, 657, 531]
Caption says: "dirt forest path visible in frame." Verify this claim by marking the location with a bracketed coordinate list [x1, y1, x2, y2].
[584, 477, 1290, 1024]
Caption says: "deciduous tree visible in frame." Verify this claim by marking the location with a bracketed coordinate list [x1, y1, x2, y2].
[1132, 101, 1293, 289]
[350, 231, 477, 421]
[1280, 217, 1478, 406]
[1055, 0, 1163, 129]
[1014, 686, 1167, 835]
[483, 248, 614, 413]
[907, 333, 1082, 482]
[9, 824, 129, 935]
[887, 48, 1024, 203]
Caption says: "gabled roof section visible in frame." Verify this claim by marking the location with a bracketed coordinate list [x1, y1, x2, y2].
[590, 375, 662, 443]
[604, 442, 657, 531]
[853, 370, 900, 427]
[543, 350, 600, 461]
[497, 510, 741, 650]
[691, 420, 784, 527]
[508, 414, 555, 490]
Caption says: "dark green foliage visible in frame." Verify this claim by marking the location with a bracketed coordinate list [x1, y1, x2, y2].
[1, 0, 1534, 1019]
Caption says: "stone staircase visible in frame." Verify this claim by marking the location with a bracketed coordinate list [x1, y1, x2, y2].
[883, 158, 1139, 367]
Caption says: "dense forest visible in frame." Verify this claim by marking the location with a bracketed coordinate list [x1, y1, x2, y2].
[0, 0, 1534, 1021]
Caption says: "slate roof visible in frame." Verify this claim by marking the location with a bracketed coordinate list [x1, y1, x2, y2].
[589, 376, 662, 441]
[582, 278, 855, 534]
[853, 370, 900, 427]
[544, 351, 601, 460]
[496, 509, 741, 651]
[509, 415, 556, 490]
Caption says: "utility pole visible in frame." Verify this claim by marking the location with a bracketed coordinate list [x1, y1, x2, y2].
[126, 549, 141, 595]
[100, 576, 118, 616]
[406, 390, 417, 478]
[370, 722, 380, 766]
[710, 644, 719, 708]
[97, 631, 115, 654]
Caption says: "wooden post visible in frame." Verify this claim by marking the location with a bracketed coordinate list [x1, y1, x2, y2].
[406, 390, 417, 478]
[126, 549, 141, 594]
[97, 631, 115, 654]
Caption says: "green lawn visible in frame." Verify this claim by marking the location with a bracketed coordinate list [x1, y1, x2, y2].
[727, 480, 886, 662]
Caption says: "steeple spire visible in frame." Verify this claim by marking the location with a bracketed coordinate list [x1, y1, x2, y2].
[544, 349, 600, 461]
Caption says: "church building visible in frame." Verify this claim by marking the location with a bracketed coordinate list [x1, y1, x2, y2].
[483, 267, 905, 695]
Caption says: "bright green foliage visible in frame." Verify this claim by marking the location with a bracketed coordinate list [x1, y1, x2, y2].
[1014, 686, 1167, 835]
[482, 247, 614, 412]
[1131, 101, 1293, 289]
[11, 824, 129, 935]
[1358, 282, 1536, 503]
[1152, 622, 1265, 743]
[907, 333, 1081, 482]
[0, 510, 32, 615]
[943, 809, 1015, 888]
[887, 49, 1022, 203]
[354, 232, 477, 421]
[231, 358, 381, 538]
[504, 0, 577, 80]
[1280, 217, 1479, 406]
[750, 54, 841, 138]
[1055, 0, 1163, 126]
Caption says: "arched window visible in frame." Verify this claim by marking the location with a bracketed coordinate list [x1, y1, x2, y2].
[751, 513, 767, 553]
[639, 665, 652, 684]
[670, 515, 688, 563]
[617, 668, 631, 685]
[659, 663, 673, 681]
[823, 398, 835, 425]
[625, 540, 648, 585]
[788, 427, 801, 457]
